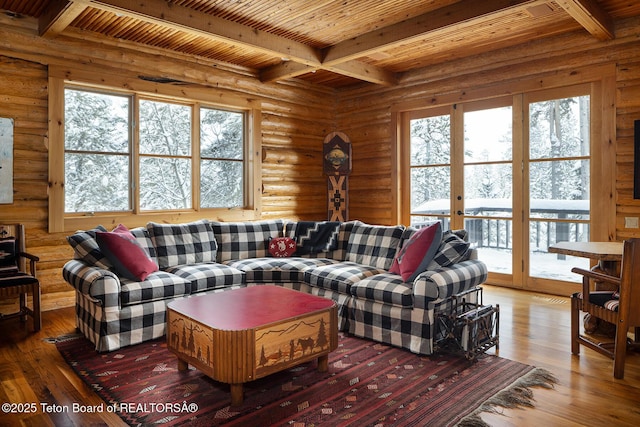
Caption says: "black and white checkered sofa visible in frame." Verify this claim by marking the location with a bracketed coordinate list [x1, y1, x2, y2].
[62, 219, 487, 354]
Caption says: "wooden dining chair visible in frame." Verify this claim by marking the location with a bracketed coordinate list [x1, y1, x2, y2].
[570, 238, 640, 379]
[0, 223, 41, 332]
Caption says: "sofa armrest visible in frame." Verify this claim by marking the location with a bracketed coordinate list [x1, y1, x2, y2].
[62, 259, 122, 309]
[412, 259, 488, 308]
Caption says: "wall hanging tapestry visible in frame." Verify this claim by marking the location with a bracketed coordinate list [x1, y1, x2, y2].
[54, 333, 556, 426]
[324, 131, 351, 221]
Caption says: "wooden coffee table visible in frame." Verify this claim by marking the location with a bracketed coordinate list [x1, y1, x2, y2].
[166, 285, 338, 406]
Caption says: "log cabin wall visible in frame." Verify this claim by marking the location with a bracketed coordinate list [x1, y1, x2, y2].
[0, 15, 336, 312]
[1, 13, 640, 312]
[336, 16, 640, 239]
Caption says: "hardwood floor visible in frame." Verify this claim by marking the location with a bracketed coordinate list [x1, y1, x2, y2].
[0, 285, 639, 426]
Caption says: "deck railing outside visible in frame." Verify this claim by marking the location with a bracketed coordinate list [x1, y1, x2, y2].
[413, 198, 590, 253]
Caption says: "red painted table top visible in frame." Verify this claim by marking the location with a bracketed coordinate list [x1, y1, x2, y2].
[167, 285, 336, 331]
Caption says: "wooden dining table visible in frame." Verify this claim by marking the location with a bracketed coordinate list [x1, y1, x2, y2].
[548, 241, 623, 280]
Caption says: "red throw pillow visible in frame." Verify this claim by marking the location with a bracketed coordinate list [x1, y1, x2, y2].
[389, 222, 442, 282]
[96, 224, 159, 281]
[269, 237, 296, 257]
[110, 223, 137, 241]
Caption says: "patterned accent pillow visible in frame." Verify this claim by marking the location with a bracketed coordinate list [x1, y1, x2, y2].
[427, 230, 471, 270]
[266, 219, 295, 257]
[66, 226, 112, 269]
[268, 236, 297, 257]
[0, 237, 18, 274]
[345, 223, 405, 270]
[147, 220, 218, 269]
[603, 299, 620, 312]
[448, 229, 469, 241]
[582, 290, 620, 312]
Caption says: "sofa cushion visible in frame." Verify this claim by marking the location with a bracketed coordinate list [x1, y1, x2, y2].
[119, 271, 191, 307]
[210, 220, 284, 261]
[345, 223, 404, 270]
[389, 222, 442, 282]
[304, 261, 387, 294]
[129, 226, 158, 261]
[66, 226, 112, 269]
[574, 290, 620, 312]
[426, 230, 471, 270]
[228, 257, 339, 283]
[148, 220, 218, 269]
[96, 226, 159, 281]
[164, 263, 244, 294]
[350, 273, 414, 308]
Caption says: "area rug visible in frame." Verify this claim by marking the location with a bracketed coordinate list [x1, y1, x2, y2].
[54, 333, 556, 426]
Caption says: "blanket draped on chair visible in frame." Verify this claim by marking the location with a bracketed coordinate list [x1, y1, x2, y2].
[294, 221, 341, 255]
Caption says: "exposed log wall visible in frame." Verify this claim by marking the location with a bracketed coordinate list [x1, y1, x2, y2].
[0, 16, 335, 312]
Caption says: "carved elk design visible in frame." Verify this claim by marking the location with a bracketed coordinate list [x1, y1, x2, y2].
[297, 337, 315, 355]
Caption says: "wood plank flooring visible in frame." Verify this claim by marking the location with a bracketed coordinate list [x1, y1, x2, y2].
[1, 285, 639, 426]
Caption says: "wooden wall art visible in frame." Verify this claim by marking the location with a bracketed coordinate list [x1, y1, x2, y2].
[323, 132, 351, 221]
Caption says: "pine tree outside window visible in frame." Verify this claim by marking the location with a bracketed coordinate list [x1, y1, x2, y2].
[62, 87, 250, 216]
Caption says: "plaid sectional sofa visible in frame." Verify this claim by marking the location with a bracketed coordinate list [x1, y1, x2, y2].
[62, 219, 487, 354]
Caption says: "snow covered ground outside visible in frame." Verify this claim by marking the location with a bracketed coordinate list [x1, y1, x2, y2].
[477, 247, 590, 283]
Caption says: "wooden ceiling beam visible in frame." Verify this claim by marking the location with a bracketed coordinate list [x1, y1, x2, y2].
[324, 61, 398, 86]
[38, 0, 86, 37]
[322, 0, 543, 65]
[555, 0, 614, 40]
[75, 0, 323, 66]
[260, 59, 397, 86]
[71, 0, 395, 85]
[261, 1, 546, 85]
[260, 61, 315, 83]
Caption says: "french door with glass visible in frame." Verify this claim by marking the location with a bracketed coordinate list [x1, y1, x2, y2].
[402, 85, 594, 290]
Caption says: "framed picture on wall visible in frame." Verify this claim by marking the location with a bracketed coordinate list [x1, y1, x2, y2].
[0, 117, 13, 204]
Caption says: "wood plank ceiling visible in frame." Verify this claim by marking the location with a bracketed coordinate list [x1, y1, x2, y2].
[1, 0, 639, 88]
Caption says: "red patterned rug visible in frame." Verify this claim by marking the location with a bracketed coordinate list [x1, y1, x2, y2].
[54, 333, 556, 426]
